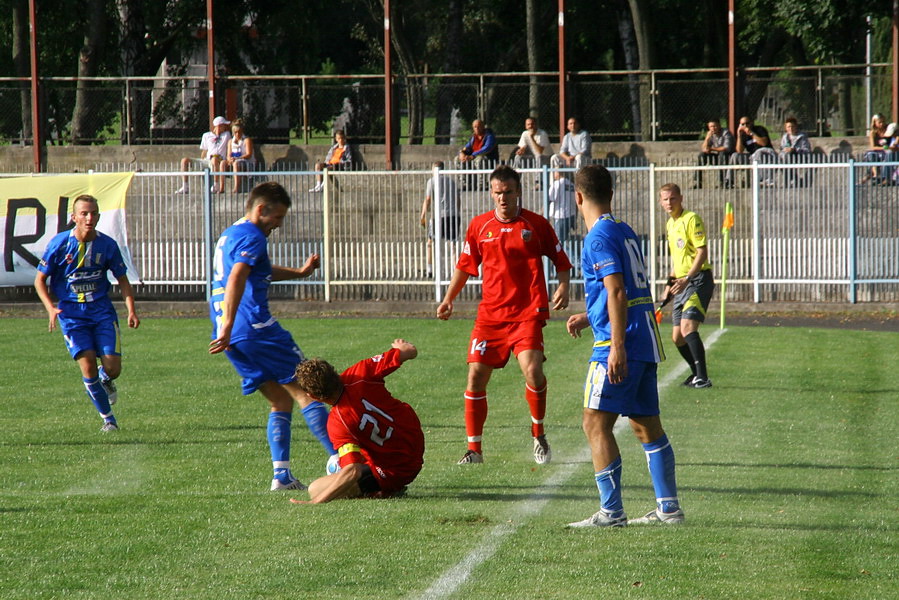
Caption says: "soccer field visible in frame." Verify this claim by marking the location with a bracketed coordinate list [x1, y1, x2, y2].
[0, 316, 895, 599]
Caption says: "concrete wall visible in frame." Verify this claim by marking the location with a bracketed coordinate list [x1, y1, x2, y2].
[0, 136, 871, 173]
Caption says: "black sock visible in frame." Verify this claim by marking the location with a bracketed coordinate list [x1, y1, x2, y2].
[676, 343, 696, 376]
[684, 331, 708, 380]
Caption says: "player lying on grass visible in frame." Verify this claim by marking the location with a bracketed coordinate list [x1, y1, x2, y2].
[290, 339, 426, 504]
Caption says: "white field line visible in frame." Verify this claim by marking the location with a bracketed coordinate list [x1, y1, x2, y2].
[413, 328, 725, 600]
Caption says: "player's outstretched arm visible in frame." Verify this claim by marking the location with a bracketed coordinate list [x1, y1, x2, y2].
[271, 254, 320, 281]
[33, 272, 62, 332]
[291, 462, 367, 504]
[392, 339, 418, 363]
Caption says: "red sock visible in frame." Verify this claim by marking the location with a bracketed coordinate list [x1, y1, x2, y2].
[464, 390, 488, 453]
[525, 382, 547, 438]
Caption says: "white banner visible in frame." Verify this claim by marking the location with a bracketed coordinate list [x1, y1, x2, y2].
[0, 172, 139, 286]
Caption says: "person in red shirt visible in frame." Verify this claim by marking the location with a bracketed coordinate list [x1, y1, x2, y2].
[437, 165, 572, 465]
[289, 339, 425, 504]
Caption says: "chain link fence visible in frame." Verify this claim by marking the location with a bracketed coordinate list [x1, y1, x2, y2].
[0, 64, 891, 148]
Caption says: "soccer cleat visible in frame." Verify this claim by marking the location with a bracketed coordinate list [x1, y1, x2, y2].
[101, 378, 118, 405]
[271, 474, 308, 491]
[681, 374, 696, 387]
[533, 435, 552, 465]
[688, 377, 713, 389]
[100, 421, 119, 432]
[457, 449, 483, 464]
[566, 509, 627, 528]
[629, 508, 685, 525]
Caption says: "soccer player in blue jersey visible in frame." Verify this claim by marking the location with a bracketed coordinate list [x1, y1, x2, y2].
[34, 194, 140, 432]
[565, 165, 684, 527]
[209, 181, 333, 491]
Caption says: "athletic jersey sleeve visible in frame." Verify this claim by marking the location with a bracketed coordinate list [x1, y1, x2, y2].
[686, 213, 707, 249]
[341, 347, 404, 384]
[455, 218, 483, 277]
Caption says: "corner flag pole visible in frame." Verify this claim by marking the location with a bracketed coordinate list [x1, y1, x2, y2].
[720, 201, 734, 329]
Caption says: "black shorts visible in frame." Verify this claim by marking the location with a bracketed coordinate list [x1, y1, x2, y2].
[672, 269, 714, 325]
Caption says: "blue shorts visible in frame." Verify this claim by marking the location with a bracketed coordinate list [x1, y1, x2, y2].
[582, 360, 659, 417]
[57, 303, 121, 360]
[224, 327, 305, 395]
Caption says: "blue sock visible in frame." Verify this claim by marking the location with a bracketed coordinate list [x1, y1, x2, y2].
[83, 376, 114, 423]
[267, 411, 292, 477]
[301, 401, 334, 455]
[594, 456, 624, 516]
[643, 434, 679, 513]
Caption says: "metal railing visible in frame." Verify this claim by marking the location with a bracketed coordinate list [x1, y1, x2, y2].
[41, 158, 896, 306]
[0, 63, 890, 147]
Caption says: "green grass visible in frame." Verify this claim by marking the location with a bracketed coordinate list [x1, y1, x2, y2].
[0, 317, 896, 599]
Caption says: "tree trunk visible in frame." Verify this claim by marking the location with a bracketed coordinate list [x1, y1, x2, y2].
[72, 0, 108, 144]
[617, 0, 642, 139]
[388, 1, 423, 144]
[12, 0, 31, 144]
[525, 0, 540, 118]
[627, 0, 653, 140]
[435, 0, 463, 145]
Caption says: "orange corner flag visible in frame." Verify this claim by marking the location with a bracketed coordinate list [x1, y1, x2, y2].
[722, 202, 734, 232]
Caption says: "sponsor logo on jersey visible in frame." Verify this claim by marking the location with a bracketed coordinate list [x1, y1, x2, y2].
[521, 229, 532, 242]
[677, 238, 686, 249]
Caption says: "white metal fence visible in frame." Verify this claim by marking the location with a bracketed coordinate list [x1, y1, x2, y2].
[39, 160, 899, 304]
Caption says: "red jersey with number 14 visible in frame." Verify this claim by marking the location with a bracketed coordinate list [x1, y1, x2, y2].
[457, 207, 572, 324]
[328, 348, 425, 482]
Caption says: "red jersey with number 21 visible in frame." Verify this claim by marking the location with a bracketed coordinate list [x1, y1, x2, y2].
[328, 348, 425, 482]
[457, 207, 572, 324]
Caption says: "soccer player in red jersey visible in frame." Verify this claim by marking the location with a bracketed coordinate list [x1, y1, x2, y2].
[289, 339, 425, 503]
[437, 165, 572, 465]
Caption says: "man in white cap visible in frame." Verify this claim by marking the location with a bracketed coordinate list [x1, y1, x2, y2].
[176, 116, 232, 194]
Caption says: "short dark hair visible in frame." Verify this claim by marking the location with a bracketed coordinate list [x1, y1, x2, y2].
[489, 164, 521, 190]
[72, 194, 99, 211]
[246, 181, 291, 212]
[295, 358, 342, 401]
[574, 165, 613, 204]
[784, 116, 799, 126]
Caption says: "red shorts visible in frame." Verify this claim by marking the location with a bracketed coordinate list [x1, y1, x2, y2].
[467, 320, 545, 368]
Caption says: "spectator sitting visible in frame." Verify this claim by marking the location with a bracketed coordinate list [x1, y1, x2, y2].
[547, 170, 577, 243]
[778, 117, 813, 186]
[457, 119, 499, 165]
[310, 129, 353, 193]
[693, 118, 734, 189]
[226, 118, 256, 193]
[512, 116, 552, 169]
[176, 116, 231, 194]
[726, 116, 776, 187]
[862, 114, 891, 184]
[551, 117, 592, 171]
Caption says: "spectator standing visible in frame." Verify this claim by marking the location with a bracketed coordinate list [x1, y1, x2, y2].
[694, 119, 734, 189]
[565, 165, 683, 528]
[34, 194, 140, 432]
[548, 170, 577, 243]
[726, 116, 776, 187]
[209, 182, 334, 491]
[658, 183, 714, 389]
[551, 117, 592, 171]
[176, 116, 231, 194]
[290, 339, 425, 504]
[420, 161, 461, 278]
[437, 166, 572, 465]
[310, 130, 353, 193]
[226, 119, 256, 193]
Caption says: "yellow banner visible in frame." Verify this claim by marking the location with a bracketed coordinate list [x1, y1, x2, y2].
[0, 172, 137, 286]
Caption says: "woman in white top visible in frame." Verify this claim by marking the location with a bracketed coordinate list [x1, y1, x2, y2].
[227, 119, 256, 193]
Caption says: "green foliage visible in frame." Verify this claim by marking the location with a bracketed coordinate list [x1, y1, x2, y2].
[0, 316, 895, 599]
